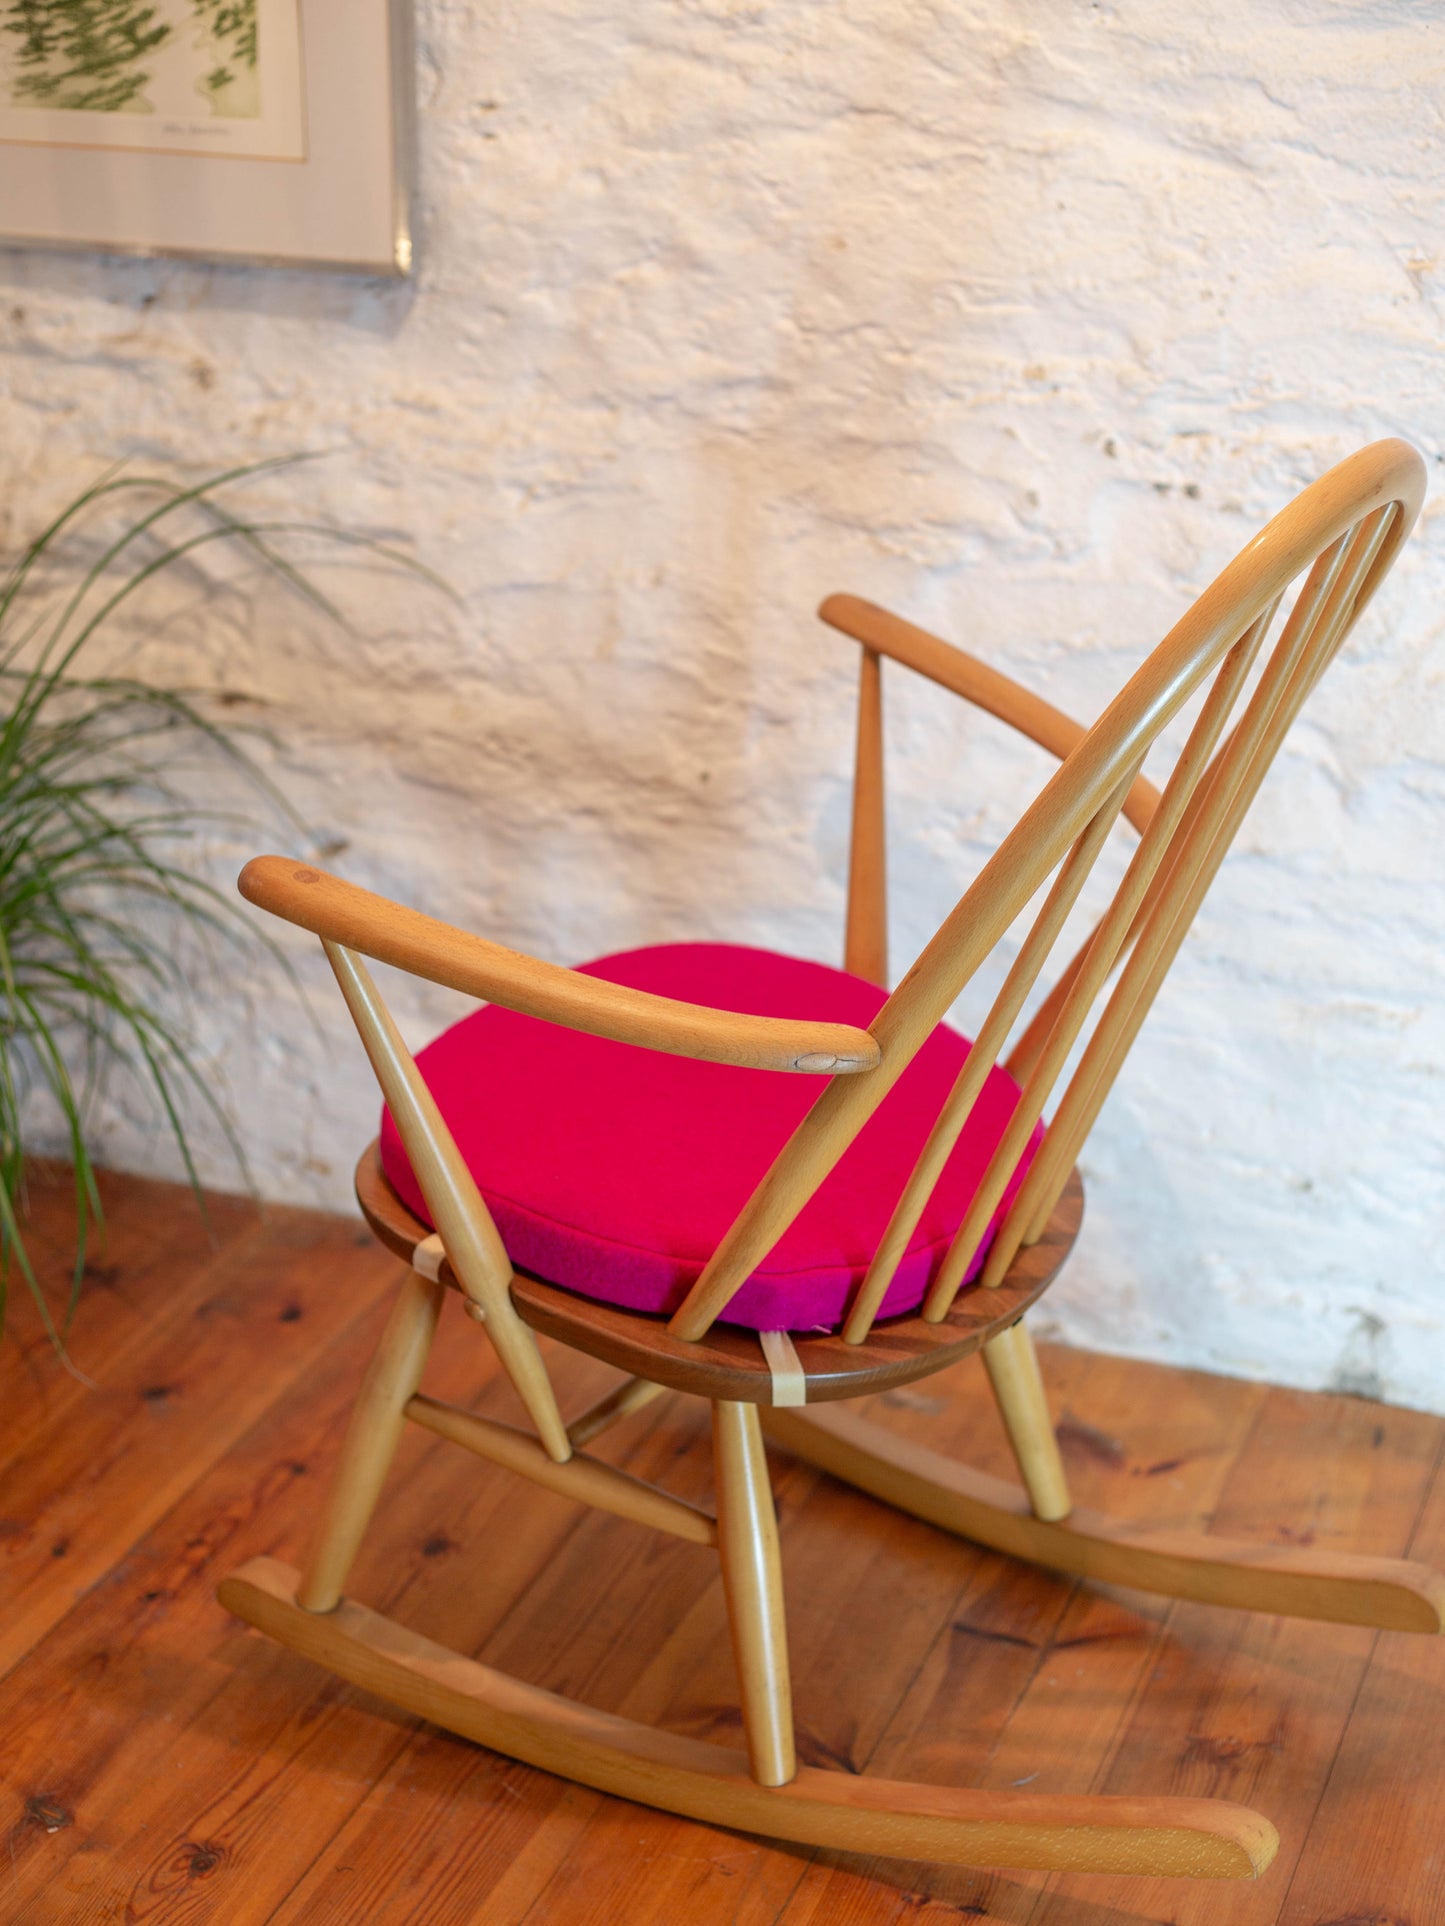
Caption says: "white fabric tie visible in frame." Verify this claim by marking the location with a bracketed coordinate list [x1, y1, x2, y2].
[760, 1328, 807, 1406]
[411, 1232, 447, 1282]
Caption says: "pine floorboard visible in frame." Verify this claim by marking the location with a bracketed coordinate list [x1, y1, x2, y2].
[2, 1164, 1442, 1925]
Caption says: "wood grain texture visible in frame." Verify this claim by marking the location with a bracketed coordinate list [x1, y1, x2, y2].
[298, 1266, 445, 1611]
[988, 510, 1397, 1280]
[980, 1320, 1071, 1522]
[1275, 1426, 1445, 1925]
[4, 1169, 1443, 1920]
[564, 1372, 669, 1447]
[760, 1402, 1445, 1632]
[1028, 1382, 1445, 1926]
[0, 1281, 595, 1924]
[240, 856, 880, 1076]
[353, 1140, 1085, 1405]
[844, 776, 1127, 1342]
[843, 644, 888, 988]
[771, 1346, 1275, 1924]
[220, 1555, 1276, 1879]
[817, 594, 1164, 837]
[0, 1163, 257, 1474]
[0, 1202, 399, 1682]
[712, 1399, 796, 1785]
[405, 1391, 718, 1546]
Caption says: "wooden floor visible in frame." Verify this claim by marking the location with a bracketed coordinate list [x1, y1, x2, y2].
[3, 1165, 1443, 1925]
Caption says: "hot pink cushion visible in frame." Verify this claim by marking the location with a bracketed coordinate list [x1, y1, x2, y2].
[379, 943, 1043, 1333]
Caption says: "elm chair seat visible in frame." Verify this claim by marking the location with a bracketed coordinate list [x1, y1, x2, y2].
[378, 942, 1044, 1334]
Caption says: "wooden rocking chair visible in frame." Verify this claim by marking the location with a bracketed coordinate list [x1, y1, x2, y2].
[220, 437, 1441, 1882]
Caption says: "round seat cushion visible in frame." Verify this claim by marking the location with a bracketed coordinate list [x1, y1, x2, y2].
[378, 942, 1044, 1334]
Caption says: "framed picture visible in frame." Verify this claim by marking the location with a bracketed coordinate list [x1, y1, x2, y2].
[0, 0, 414, 275]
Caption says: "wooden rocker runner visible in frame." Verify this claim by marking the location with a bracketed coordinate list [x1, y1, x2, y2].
[221, 438, 1441, 1882]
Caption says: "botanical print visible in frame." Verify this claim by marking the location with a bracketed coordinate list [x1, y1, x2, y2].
[0, 0, 404, 270]
[192, 1, 260, 118]
[0, 0, 301, 157]
[2, 2, 175, 114]
[2, 1, 258, 118]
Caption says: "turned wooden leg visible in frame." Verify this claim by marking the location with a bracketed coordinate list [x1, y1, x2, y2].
[982, 1319, 1071, 1523]
[298, 1267, 445, 1612]
[712, 1400, 796, 1787]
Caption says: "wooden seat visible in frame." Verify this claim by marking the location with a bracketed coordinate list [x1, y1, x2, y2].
[355, 1139, 1085, 1405]
[219, 438, 1444, 1885]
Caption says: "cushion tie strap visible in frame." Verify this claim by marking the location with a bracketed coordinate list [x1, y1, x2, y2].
[413, 1231, 486, 1319]
[760, 1328, 807, 1407]
[411, 1232, 447, 1282]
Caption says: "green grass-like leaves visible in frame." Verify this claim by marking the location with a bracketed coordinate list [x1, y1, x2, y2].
[0, 458, 440, 1348]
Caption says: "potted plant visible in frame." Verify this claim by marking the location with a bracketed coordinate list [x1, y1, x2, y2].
[0, 459, 438, 1348]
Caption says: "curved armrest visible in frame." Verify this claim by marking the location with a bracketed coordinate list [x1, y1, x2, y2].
[239, 857, 881, 1076]
[819, 593, 1161, 837]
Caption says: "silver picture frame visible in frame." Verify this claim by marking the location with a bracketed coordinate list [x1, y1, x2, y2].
[0, 0, 415, 276]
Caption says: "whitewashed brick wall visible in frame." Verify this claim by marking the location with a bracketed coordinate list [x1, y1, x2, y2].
[3, 0, 1442, 1408]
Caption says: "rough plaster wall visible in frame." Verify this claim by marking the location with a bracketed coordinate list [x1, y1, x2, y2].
[2, 0, 1443, 1409]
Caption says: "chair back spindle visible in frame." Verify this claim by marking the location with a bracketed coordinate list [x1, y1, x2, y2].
[842, 759, 1140, 1342]
[667, 446, 1421, 1348]
[989, 506, 1397, 1278]
[918, 593, 1281, 1324]
[844, 645, 888, 988]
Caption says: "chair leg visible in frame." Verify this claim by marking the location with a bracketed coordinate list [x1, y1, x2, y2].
[981, 1319, 1071, 1523]
[298, 1267, 445, 1612]
[712, 1400, 796, 1787]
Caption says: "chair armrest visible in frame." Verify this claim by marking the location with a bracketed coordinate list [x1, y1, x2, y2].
[239, 857, 881, 1076]
[818, 594, 1161, 836]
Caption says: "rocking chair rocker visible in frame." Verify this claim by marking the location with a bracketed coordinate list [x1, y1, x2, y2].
[221, 437, 1441, 1882]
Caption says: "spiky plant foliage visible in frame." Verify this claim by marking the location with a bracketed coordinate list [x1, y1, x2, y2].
[0, 460, 432, 1348]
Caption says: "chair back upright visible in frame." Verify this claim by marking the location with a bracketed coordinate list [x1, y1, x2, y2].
[666, 438, 1425, 1347]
